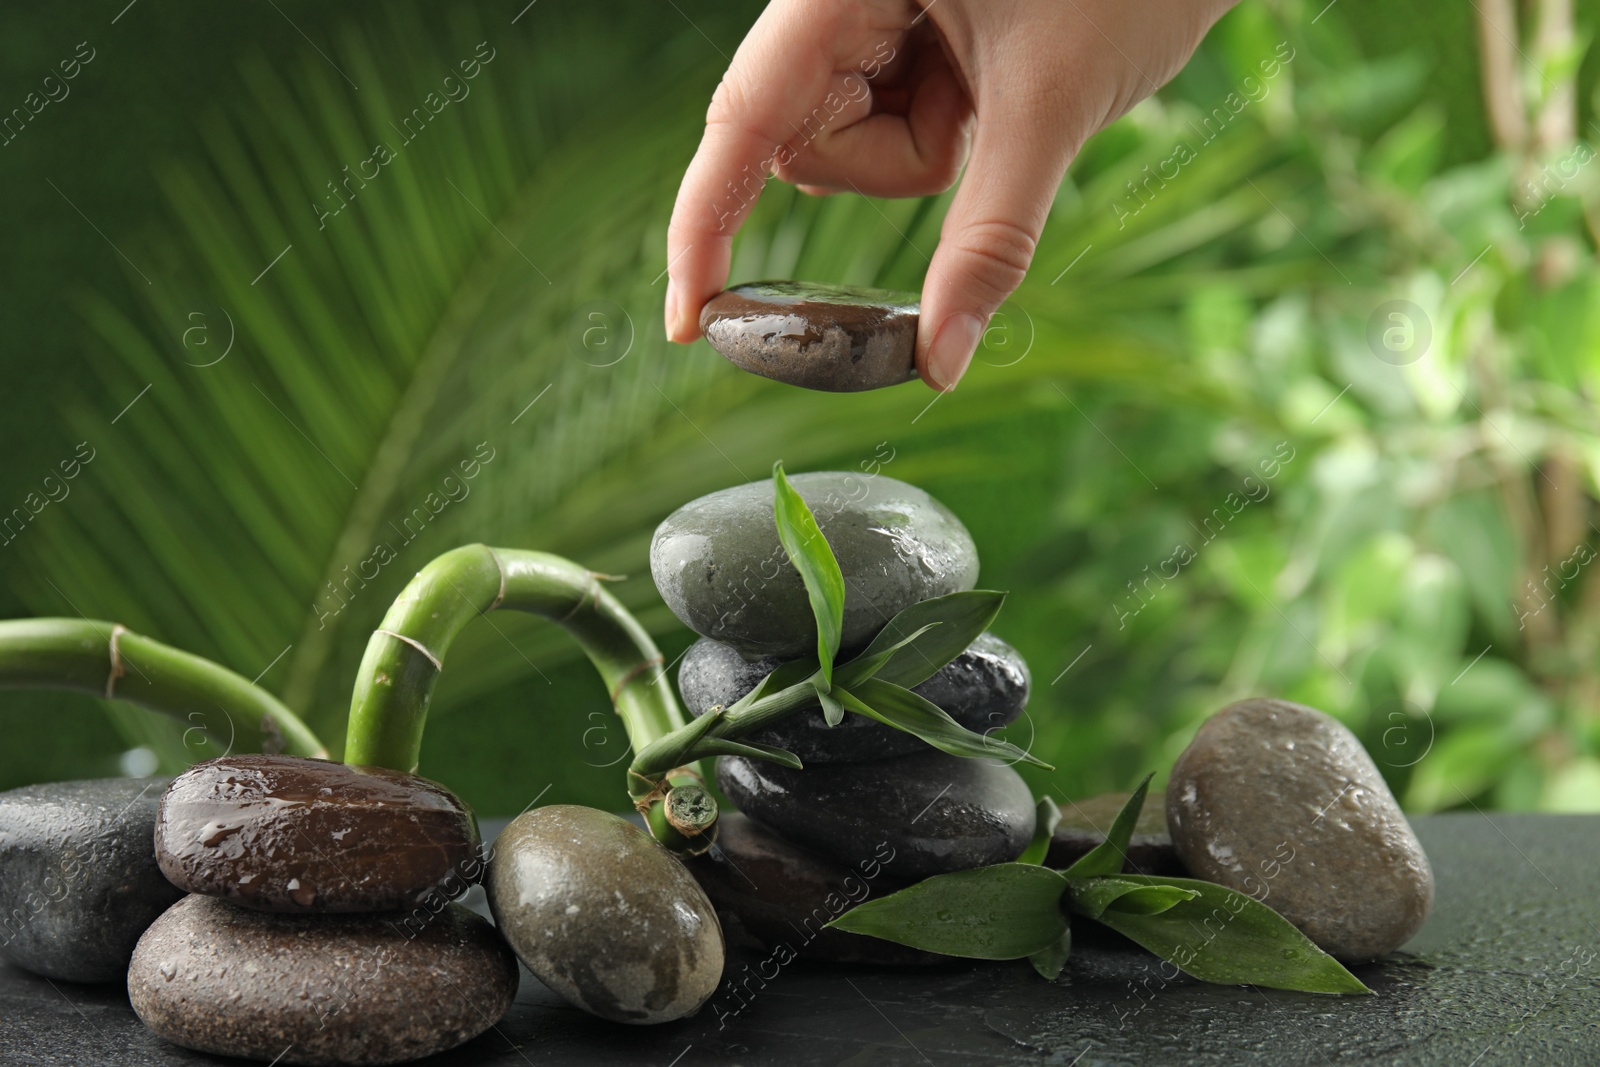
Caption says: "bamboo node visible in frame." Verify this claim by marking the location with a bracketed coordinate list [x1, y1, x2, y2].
[486, 548, 507, 613]
[105, 624, 128, 700]
[375, 629, 443, 671]
[610, 656, 665, 703]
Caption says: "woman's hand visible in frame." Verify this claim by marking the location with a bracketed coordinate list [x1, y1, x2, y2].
[665, 0, 1236, 389]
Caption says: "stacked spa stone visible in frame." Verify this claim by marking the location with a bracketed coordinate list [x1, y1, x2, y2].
[128, 755, 518, 1066]
[651, 472, 1038, 961]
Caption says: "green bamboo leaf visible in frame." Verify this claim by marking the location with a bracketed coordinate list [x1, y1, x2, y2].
[632, 705, 724, 777]
[725, 657, 821, 716]
[772, 462, 847, 688]
[691, 737, 803, 770]
[1018, 796, 1062, 866]
[828, 863, 1069, 959]
[815, 683, 846, 727]
[1062, 773, 1154, 877]
[836, 677, 1051, 769]
[1029, 926, 1073, 980]
[1092, 876, 1372, 994]
[1065, 876, 1198, 919]
[850, 591, 1006, 688]
[833, 623, 941, 689]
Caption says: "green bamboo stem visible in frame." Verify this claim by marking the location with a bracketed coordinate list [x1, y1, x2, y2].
[0, 618, 327, 758]
[344, 545, 687, 784]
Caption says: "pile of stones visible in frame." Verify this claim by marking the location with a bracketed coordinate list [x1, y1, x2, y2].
[0, 755, 517, 1065]
[650, 471, 1040, 959]
[129, 754, 517, 1064]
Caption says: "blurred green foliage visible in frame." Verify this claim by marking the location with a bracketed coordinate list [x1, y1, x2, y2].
[3, 0, 1599, 816]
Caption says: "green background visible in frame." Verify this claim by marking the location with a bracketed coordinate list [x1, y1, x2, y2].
[3, 0, 1598, 817]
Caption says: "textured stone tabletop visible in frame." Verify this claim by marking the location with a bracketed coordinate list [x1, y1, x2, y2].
[4, 814, 1597, 1066]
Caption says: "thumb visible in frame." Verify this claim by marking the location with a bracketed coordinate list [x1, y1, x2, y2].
[916, 113, 1073, 391]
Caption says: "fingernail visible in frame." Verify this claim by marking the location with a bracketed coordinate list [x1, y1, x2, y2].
[927, 313, 984, 390]
[664, 281, 680, 341]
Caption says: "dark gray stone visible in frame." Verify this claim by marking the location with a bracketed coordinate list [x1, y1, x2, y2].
[651, 471, 979, 660]
[1167, 698, 1434, 962]
[0, 778, 181, 983]
[716, 750, 1036, 880]
[685, 813, 944, 966]
[486, 805, 723, 1024]
[700, 281, 919, 392]
[1044, 790, 1185, 875]
[680, 631, 1030, 763]
[127, 895, 517, 1065]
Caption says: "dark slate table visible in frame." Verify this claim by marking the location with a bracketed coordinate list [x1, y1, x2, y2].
[4, 814, 1598, 1066]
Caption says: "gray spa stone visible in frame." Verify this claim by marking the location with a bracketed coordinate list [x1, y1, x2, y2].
[0, 777, 182, 983]
[1166, 698, 1434, 962]
[486, 805, 723, 1024]
[128, 895, 517, 1065]
[679, 631, 1030, 762]
[700, 281, 920, 392]
[651, 471, 979, 659]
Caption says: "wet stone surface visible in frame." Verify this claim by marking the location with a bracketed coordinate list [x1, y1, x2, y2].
[1167, 698, 1435, 962]
[650, 471, 979, 660]
[0, 778, 181, 983]
[127, 894, 516, 1066]
[685, 813, 944, 966]
[6, 814, 1599, 1065]
[156, 755, 482, 914]
[1045, 789, 1185, 875]
[700, 281, 920, 392]
[679, 631, 1030, 763]
[717, 750, 1036, 880]
[486, 805, 724, 1025]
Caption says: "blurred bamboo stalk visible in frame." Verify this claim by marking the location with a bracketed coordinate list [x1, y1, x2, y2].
[1475, 0, 1527, 153]
[1474, 0, 1599, 745]
[1530, 0, 1576, 150]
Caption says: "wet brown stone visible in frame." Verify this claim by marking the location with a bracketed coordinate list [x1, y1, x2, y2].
[128, 894, 517, 1066]
[486, 805, 724, 1024]
[685, 813, 945, 966]
[1166, 698, 1434, 962]
[156, 755, 481, 914]
[1044, 790, 1185, 875]
[700, 281, 919, 392]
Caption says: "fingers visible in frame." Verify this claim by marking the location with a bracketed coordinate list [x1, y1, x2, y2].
[665, 7, 874, 343]
[915, 107, 1074, 390]
[774, 53, 973, 199]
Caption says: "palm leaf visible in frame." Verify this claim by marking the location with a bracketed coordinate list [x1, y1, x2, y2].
[20, 2, 1319, 787]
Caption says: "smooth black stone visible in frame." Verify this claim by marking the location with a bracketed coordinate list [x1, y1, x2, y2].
[685, 813, 944, 966]
[716, 751, 1036, 880]
[128, 895, 517, 1065]
[1044, 790, 1185, 875]
[0, 778, 182, 983]
[700, 281, 919, 392]
[680, 632, 1030, 762]
[650, 471, 980, 660]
